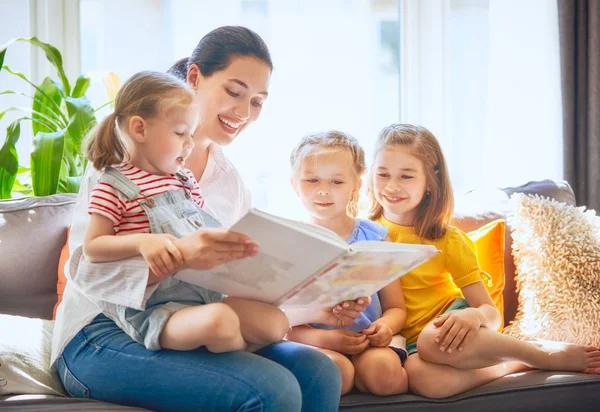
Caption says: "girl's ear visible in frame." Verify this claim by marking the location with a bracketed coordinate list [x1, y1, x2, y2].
[187, 64, 201, 90]
[290, 177, 300, 196]
[128, 116, 146, 143]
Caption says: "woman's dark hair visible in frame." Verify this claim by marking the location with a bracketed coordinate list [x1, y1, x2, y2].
[168, 26, 273, 80]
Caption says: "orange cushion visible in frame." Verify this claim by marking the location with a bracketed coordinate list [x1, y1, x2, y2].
[466, 219, 506, 331]
[53, 227, 70, 320]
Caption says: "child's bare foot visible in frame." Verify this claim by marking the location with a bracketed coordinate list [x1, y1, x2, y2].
[531, 340, 600, 374]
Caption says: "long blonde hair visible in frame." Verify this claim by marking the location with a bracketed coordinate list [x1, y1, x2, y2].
[84, 71, 195, 171]
[290, 131, 365, 217]
[367, 124, 454, 240]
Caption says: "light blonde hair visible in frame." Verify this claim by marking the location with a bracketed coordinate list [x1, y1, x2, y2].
[84, 71, 195, 171]
[367, 124, 454, 240]
[290, 131, 366, 217]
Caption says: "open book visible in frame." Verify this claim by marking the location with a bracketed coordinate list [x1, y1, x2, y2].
[175, 209, 439, 308]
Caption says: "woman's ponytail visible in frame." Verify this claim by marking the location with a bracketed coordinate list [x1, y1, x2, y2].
[167, 57, 190, 81]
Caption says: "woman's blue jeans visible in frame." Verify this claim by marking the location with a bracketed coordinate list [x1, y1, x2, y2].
[57, 315, 341, 412]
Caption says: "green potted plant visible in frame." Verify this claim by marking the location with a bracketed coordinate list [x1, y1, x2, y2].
[0, 37, 113, 199]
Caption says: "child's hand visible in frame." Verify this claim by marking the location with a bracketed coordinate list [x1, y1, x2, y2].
[325, 330, 370, 355]
[139, 234, 184, 278]
[324, 297, 372, 328]
[174, 229, 258, 271]
[362, 321, 393, 347]
[433, 308, 483, 353]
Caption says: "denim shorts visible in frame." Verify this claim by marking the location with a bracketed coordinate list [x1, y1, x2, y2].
[406, 297, 469, 356]
[101, 278, 224, 351]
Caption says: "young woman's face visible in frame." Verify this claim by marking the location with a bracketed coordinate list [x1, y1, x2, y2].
[372, 144, 428, 226]
[295, 149, 359, 224]
[193, 56, 271, 145]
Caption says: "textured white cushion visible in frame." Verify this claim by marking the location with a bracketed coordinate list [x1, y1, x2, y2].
[0, 314, 66, 396]
[504, 194, 600, 345]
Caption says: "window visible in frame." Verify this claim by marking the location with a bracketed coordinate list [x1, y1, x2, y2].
[80, 0, 401, 218]
[78, 0, 563, 218]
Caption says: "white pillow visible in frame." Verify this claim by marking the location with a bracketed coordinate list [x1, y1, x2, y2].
[0, 314, 66, 396]
[504, 194, 600, 345]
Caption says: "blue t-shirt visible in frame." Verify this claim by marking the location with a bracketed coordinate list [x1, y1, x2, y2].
[311, 219, 388, 333]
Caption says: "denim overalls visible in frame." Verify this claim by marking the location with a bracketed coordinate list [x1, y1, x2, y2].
[97, 167, 224, 351]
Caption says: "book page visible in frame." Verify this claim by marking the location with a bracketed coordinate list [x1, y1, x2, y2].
[175, 209, 346, 303]
[280, 244, 439, 307]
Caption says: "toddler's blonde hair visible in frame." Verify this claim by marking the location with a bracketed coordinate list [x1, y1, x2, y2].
[290, 131, 366, 217]
[85, 71, 196, 171]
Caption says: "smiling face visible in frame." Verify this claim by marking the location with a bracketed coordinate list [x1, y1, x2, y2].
[371, 144, 429, 226]
[295, 149, 360, 224]
[191, 56, 271, 145]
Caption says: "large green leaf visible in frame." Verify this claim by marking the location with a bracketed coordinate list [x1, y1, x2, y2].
[65, 96, 96, 155]
[32, 77, 64, 135]
[0, 107, 63, 131]
[2, 66, 68, 125]
[0, 121, 20, 199]
[72, 75, 91, 98]
[31, 128, 66, 196]
[0, 37, 71, 95]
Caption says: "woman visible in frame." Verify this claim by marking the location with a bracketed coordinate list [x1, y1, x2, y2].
[53, 26, 367, 411]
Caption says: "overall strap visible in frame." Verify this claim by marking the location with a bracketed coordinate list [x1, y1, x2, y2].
[99, 167, 142, 200]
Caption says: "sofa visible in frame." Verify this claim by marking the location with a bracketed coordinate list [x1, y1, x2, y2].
[1, 180, 599, 412]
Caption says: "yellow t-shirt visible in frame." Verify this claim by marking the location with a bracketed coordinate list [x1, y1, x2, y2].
[376, 216, 488, 344]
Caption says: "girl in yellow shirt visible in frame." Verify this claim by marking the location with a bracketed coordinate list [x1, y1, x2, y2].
[367, 123, 600, 398]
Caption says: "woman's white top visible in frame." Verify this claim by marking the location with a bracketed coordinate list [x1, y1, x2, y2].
[51, 144, 251, 366]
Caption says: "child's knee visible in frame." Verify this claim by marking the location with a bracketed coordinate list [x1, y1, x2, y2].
[416, 325, 444, 362]
[205, 303, 242, 340]
[329, 352, 355, 395]
[266, 308, 290, 342]
[354, 349, 408, 396]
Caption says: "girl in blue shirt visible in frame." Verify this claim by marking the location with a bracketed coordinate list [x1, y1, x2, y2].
[286, 131, 408, 396]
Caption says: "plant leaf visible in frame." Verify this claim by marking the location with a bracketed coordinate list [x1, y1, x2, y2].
[2, 66, 68, 125]
[72, 75, 91, 98]
[65, 96, 97, 161]
[32, 77, 64, 135]
[0, 107, 63, 131]
[31, 128, 66, 196]
[1, 37, 71, 95]
[0, 121, 21, 199]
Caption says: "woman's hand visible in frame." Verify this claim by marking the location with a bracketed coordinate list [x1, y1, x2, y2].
[174, 229, 259, 271]
[433, 308, 484, 353]
[323, 330, 370, 355]
[139, 234, 183, 278]
[317, 297, 372, 328]
[362, 320, 393, 347]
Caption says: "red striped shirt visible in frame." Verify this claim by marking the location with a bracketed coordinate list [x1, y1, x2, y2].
[89, 163, 204, 235]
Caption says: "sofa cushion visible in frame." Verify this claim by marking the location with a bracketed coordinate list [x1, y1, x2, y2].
[0, 395, 150, 411]
[339, 371, 600, 412]
[504, 193, 600, 345]
[452, 180, 576, 326]
[467, 219, 505, 330]
[0, 314, 65, 397]
[0, 194, 77, 319]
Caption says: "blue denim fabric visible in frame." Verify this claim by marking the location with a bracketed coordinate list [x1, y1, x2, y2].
[58, 314, 342, 412]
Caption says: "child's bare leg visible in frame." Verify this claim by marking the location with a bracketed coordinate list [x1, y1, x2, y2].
[159, 303, 246, 353]
[417, 322, 600, 374]
[405, 353, 530, 398]
[224, 297, 290, 348]
[352, 347, 408, 396]
[319, 348, 355, 395]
